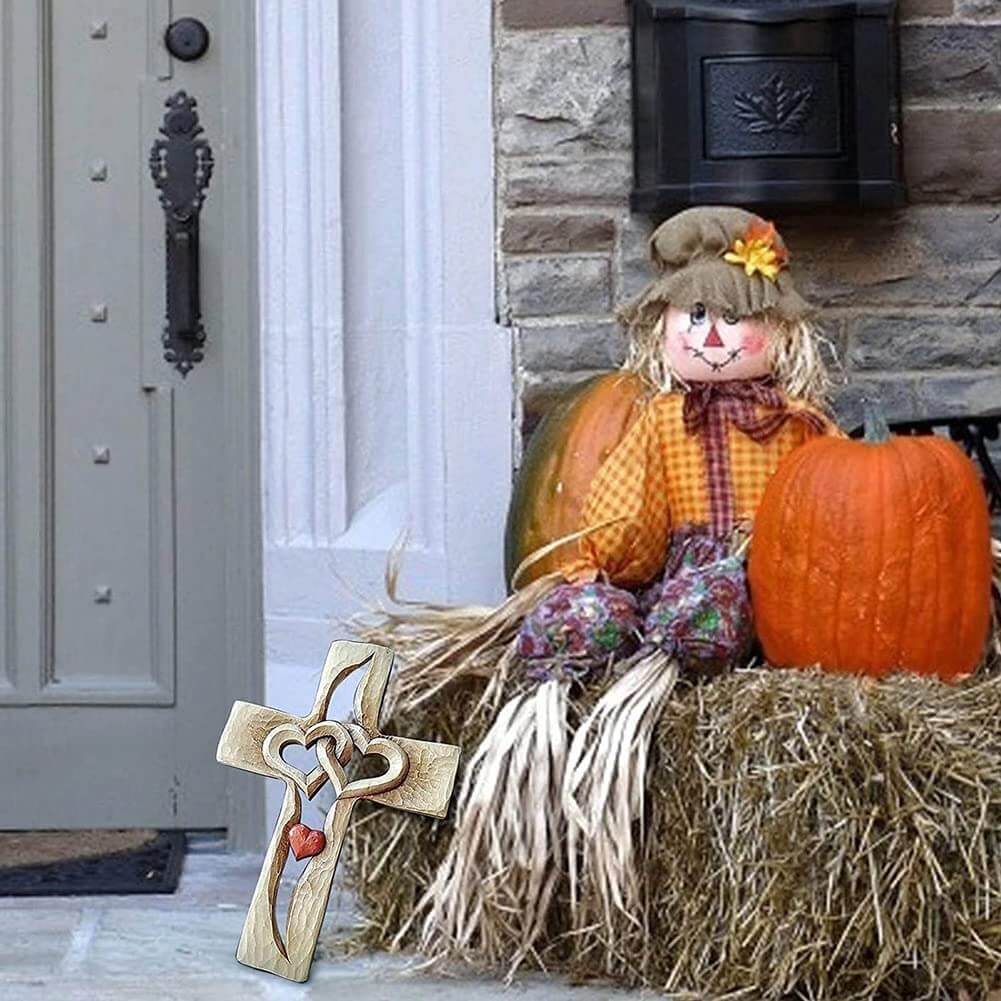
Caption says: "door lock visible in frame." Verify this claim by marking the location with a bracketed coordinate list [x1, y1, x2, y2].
[164, 17, 210, 62]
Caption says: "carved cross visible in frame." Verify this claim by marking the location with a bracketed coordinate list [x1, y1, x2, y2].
[216, 640, 461, 982]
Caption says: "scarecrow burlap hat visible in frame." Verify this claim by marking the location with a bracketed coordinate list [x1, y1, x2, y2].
[622, 206, 813, 331]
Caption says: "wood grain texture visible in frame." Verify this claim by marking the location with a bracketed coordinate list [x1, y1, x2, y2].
[363, 736, 460, 819]
[216, 640, 460, 982]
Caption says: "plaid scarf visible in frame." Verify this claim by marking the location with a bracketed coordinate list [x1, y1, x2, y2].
[683, 378, 827, 536]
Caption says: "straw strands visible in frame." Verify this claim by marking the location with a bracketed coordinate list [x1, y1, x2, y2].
[342, 540, 1001, 999]
[348, 662, 1001, 999]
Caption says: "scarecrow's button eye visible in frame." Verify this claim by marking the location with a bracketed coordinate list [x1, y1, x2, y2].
[722, 311, 738, 326]
[690, 302, 707, 326]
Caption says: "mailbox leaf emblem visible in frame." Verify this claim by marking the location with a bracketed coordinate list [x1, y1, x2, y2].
[734, 75, 815, 146]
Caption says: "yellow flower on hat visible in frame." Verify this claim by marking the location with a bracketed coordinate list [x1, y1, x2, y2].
[723, 220, 789, 282]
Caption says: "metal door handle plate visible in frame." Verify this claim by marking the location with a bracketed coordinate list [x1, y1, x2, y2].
[149, 91, 214, 376]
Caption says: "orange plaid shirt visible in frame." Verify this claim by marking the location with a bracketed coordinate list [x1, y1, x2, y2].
[563, 390, 838, 588]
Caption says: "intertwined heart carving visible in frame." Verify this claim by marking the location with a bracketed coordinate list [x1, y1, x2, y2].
[261, 721, 409, 802]
[261, 721, 352, 800]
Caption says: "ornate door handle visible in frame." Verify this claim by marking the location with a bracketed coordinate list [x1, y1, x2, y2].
[149, 91, 214, 376]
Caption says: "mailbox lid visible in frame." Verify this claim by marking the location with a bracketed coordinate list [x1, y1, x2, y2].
[642, 0, 895, 21]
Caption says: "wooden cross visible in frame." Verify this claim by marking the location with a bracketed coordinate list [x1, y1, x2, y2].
[216, 640, 461, 982]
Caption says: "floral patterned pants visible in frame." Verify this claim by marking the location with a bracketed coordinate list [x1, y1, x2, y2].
[517, 526, 753, 682]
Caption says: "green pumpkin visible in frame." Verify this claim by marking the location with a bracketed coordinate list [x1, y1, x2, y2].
[504, 371, 647, 590]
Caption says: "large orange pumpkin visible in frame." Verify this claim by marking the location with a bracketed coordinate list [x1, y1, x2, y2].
[504, 371, 647, 589]
[749, 407, 993, 680]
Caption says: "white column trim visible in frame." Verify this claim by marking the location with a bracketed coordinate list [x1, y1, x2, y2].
[258, 0, 346, 549]
[437, 1, 513, 601]
[401, 0, 445, 551]
[258, 0, 511, 690]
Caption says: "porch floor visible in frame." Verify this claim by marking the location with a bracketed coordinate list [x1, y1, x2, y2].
[0, 833, 637, 1000]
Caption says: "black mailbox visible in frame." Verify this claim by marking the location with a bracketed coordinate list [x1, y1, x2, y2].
[630, 0, 905, 213]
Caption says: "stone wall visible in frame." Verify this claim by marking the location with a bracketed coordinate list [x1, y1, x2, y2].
[495, 0, 1001, 448]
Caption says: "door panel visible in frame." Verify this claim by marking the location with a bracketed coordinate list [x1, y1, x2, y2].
[49, 1, 174, 703]
[0, 0, 255, 829]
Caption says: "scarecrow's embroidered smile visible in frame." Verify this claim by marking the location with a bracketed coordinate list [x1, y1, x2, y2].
[684, 342, 745, 373]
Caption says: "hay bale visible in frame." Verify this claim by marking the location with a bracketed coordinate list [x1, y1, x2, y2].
[642, 669, 1001, 999]
[345, 665, 1001, 999]
[344, 677, 488, 951]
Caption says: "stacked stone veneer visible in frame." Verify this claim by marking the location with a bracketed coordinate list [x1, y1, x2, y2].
[495, 0, 1001, 447]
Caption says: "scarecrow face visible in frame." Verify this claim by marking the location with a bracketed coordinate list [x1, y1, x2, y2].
[662, 303, 773, 384]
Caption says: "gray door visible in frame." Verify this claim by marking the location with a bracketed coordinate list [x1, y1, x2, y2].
[0, 1, 261, 831]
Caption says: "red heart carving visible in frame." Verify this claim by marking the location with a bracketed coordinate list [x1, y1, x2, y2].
[288, 823, 326, 860]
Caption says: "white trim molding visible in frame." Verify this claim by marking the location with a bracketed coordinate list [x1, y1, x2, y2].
[258, 0, 345, 550]
[257, 0, 511, 718]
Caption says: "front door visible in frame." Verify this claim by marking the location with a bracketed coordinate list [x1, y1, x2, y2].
[0, 1, 260, 830]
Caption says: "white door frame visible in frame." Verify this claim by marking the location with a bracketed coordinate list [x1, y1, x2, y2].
[254, 0, 509, 817]
[219, 3, 265, 852]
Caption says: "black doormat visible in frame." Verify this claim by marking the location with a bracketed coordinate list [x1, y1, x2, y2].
[0, 830, 186, 896]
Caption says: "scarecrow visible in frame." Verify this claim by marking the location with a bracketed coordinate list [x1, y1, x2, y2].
[351, 206, 999, 998]
[362, 205, 843, 952]
[512, 205, 840, 683]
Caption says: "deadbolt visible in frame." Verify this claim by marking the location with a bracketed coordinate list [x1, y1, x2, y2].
[164, 17, 210, 62]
